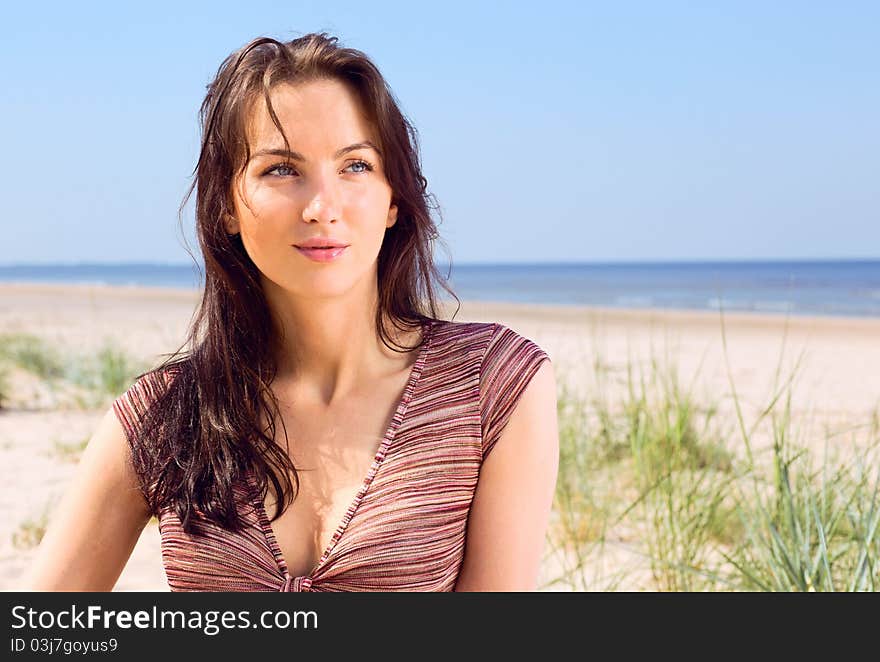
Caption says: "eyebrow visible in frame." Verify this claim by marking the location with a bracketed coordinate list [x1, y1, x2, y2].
[249, 140, 382, 162]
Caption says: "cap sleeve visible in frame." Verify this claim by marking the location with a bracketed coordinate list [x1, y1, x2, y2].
[479, 324, 551, 461]
[111, 368, 176, 512]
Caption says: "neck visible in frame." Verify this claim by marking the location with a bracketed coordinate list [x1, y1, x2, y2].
[261, 275, 415, 407]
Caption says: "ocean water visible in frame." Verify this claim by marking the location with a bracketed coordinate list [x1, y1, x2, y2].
[1, 260, 879, 318]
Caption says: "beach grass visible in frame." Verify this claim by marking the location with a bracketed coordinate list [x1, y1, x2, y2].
[12, 501, 53, 551]
[542, 378, 618, 590]
[544, 345, 739, 591]
[0, 332, 149, 409]
[0, 361, 9, 409]
[724, 407, 880, 591]
[65, 341, 150, 408]
[0, 332, 65, 382]
[543, 315, 880, 592]
[47, 436, 91, 463]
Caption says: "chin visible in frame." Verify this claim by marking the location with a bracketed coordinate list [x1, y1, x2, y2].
[280, 275, 358, 299]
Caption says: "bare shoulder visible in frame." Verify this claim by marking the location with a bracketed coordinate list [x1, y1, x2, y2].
[483, 357, 558, 476]
[85, 406, 152, 503]
[455, 358, 559, 591]
[502, 358, 556, 426]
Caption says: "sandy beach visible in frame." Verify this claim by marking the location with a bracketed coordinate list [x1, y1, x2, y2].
[2, 283, 878, 591]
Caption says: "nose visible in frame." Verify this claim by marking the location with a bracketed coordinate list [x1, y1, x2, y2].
[301, 171, 341, 224]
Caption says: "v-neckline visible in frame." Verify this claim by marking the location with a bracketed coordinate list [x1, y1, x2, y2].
[248, 318, 435, 586]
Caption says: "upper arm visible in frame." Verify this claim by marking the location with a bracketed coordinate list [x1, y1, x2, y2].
[455, 358, 559, 591]
[19, 407, 153, 591]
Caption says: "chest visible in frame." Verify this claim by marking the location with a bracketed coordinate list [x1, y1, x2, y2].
[262, 379, 410, 578]
[156, 331, 489, 591]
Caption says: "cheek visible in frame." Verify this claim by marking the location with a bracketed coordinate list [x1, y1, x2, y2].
[234, 217, 288, 278]
[243, 184, 291, 220]
[236, 189, 292, 242]
[345, 186, 392, 226]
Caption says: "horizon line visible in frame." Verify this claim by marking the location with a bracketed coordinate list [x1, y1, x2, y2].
[1, 256, 879, 269]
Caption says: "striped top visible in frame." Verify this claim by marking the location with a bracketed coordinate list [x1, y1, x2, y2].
[112, 319, 551, 592]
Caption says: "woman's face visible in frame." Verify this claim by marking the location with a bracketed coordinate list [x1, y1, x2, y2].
[228, 78, 398, 300]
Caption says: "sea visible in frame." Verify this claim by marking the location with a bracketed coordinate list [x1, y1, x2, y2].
[1, 260, 879, 319]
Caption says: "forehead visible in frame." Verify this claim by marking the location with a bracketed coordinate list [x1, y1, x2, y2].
[244, 78, 377, 148]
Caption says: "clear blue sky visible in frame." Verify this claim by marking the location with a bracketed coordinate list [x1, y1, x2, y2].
[2, 1, 877, 264]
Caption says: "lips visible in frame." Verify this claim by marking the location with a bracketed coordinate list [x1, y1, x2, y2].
[294, 238, 350, 249]
[294, 245, 349, 262]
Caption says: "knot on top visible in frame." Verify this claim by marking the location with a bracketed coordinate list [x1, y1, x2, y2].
[280, 575, 313, 592]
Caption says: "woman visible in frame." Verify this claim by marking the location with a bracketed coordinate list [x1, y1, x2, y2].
[23, 33, 558, 592]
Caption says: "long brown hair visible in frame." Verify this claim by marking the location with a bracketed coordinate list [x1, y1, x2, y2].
[132, 33, 459, 533]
